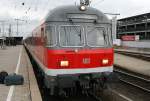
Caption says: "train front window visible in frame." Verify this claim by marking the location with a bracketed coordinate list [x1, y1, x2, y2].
[87, 27, 106, 47]
[59, 25, 84, 47]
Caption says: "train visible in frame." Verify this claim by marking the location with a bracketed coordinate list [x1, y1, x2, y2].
[24, 3, 114, 96]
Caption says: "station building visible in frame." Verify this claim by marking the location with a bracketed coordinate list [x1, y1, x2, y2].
[0, 36, 23, 46]
[5, 36, 23, 45]
[117, 13, 150, 48]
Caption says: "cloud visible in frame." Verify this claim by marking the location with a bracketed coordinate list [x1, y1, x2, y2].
[1, 0, 150, 20]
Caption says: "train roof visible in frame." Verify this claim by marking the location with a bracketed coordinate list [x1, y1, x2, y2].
[44, 5, 110, 23]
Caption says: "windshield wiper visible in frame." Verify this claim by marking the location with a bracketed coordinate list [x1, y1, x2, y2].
[103, 31, 107, 45]
[69, 20, 82, 42]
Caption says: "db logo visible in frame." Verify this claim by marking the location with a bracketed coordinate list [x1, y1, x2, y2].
[83, 58, 90, 64]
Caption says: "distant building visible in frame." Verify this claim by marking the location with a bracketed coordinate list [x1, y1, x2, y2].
[117, 13, 150, 40]
[117, 13, 150, 48]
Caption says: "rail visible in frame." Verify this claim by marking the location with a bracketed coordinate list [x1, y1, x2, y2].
[114, 68, 150, 93]
[115, 49, 150, 61]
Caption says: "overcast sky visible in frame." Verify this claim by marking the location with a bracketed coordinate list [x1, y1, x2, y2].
[0, 0, 150, 37]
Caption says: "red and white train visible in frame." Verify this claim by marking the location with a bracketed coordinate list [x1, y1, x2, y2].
[25, 4, 114, 95]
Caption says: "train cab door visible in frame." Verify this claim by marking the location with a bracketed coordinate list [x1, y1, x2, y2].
[41, 27, 45, 64]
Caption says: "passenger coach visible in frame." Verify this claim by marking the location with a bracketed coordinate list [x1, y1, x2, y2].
[25, 4, 114, 95]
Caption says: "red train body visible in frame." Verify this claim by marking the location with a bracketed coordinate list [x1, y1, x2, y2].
[25, 5, 114, 95]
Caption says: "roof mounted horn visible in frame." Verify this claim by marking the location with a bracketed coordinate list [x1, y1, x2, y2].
[79, 0, 90, 11]
[80, 0, 90, 6]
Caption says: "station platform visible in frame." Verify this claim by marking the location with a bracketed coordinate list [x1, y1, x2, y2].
[114, 53, 150, 77]
[0, 46, 42, 101]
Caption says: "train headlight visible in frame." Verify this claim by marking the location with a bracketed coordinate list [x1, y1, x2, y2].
[60, 61, 69, 67]
[102, 59, 109, 65]
[80, 5, 86, 11]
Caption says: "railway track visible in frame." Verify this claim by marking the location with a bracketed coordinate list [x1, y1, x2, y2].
[114, 68, 150, 93]
[115, 50, 150, 61]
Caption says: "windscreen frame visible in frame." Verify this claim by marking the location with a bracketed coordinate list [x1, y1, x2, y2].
[86, 26, 109, 47]
[59, 25, 85, 47]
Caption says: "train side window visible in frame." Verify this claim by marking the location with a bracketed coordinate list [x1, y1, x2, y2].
[45, 26, 56, 46]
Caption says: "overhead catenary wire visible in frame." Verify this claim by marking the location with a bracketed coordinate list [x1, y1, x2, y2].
[3, 0, 107, 36]
[90, 0, 105, 6]
[34, 0, 39, 11]
[0, 0, 43, 36]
